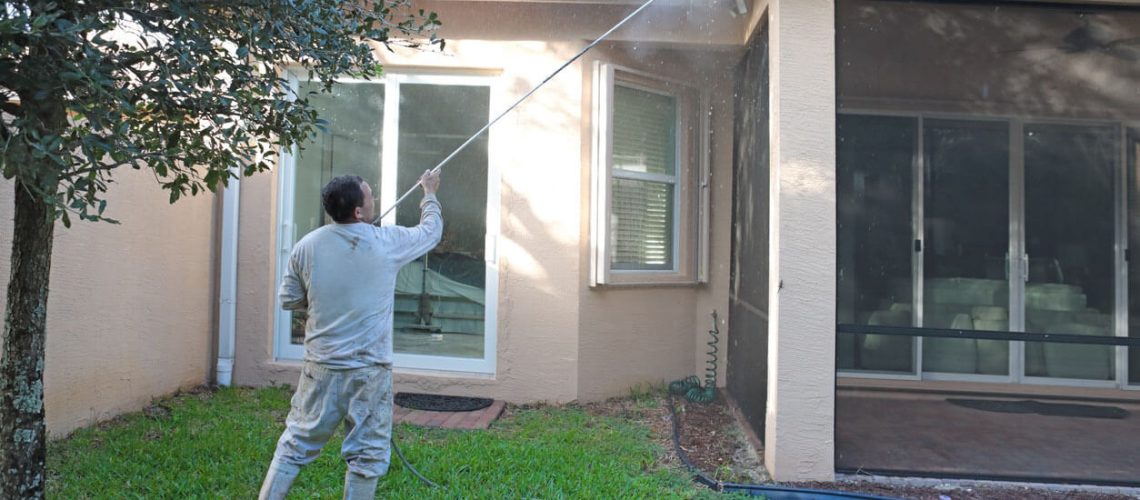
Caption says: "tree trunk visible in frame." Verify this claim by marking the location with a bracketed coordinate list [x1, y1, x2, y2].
[1, 181, 56, 499]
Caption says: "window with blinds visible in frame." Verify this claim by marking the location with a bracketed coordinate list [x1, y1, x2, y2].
[611, 85, 678, 270]
[590, 63, 707, 286]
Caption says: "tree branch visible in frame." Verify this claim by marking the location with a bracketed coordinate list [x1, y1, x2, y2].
[63, 163, 120, 177]
[0, 101, 19, 117]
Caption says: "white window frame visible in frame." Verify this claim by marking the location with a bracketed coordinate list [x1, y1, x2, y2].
[273, 69, 500, 375]
[590, 62, 710, 287]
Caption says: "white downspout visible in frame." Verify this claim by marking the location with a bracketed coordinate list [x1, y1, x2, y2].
[217, 174, 240, 386]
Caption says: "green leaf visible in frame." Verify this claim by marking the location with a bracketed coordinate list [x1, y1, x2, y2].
[3, 0, 442, 226]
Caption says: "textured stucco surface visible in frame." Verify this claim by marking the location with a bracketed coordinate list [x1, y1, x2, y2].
[424, 0, 753, 46]
[0, 169, 216, 437]
[233, 39, 586, 404]
[234, 3, 745, 404]
[693, 85, 737, 389]
[576, 44, 739, 401]
[764, 0, 836, 481]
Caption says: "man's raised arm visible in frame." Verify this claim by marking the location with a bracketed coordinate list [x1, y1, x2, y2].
[388, 169, 444, 266]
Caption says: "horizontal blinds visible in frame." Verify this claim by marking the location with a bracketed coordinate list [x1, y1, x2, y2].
[610, 83, 678, 270]
[612, 178, 674, 269]
[612, 85, 677, 176]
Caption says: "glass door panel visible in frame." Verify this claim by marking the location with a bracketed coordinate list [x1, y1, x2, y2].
[290, 81, 385, 347]
[1128, 128, 1140, 385]
[922, 119, 1010, 376]
[837, 114, 918, 374]
[392, 83, 490, 360]
[1023, 123, 1117, 381]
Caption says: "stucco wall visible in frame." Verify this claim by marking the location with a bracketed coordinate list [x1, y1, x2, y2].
[233, 1, 749, 404]
[425, 0, 752, 45]
[836, 0, 1140, 120]
[576, 44, 740, 401]
[232, 39, 587, 404]
[693, 90, 736, 390]
[764, 0, 836, 481]
[0, 168, 216, 437]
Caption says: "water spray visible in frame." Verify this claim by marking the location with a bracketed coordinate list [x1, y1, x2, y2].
[373, 0, 659, 225]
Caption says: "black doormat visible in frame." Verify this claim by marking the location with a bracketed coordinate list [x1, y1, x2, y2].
[395, 392, 494, 412]
[947, 398, 1129, 419]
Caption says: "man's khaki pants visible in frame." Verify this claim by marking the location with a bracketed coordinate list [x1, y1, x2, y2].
[259, 362, 393, 500]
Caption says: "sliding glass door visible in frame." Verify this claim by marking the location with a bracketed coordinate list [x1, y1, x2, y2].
[839, 113, 1131, 387]
[922, 119, 1011, 378]
[274, 73, 498, 374]
[285, 80, 385, 352]
[1022, 123, 1119, 382]
[837, 114, 918, 375]
[1128, 127, 1140, 387]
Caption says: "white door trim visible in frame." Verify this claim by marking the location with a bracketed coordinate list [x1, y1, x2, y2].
[272, 70, 500, 375]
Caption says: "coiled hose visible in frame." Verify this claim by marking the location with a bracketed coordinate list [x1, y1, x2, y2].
[669, 310, 719, 404]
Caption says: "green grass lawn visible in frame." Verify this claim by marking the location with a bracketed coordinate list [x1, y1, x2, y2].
[46, 386, 724, 499]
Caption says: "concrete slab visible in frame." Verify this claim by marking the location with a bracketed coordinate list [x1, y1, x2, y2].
[394, 400, 505, 430]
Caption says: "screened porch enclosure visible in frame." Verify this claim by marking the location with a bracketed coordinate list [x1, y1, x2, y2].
[836, 0, 1140, 387]
[835, 0, 1140, 484]
[838, 115, 1132, 383]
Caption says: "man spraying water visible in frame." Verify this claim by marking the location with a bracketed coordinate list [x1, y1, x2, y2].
[259, 169, 443, 500]
[251, 1, 659, 496]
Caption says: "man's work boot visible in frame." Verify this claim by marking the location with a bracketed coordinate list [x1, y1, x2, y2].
[343, 470, 379, 500]
[259, 461, 299, 500]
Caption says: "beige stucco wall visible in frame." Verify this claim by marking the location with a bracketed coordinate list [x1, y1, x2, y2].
[837, 0, 1140, 120]
[694, 83, 739, 391]
[427, 0, 753, 46]
[765, 0, 836, 481]
[233, 39, 588, 404]
[576, 43, 740, 401]
[233, 1, 750, 404]
[0, 168, 216, 438]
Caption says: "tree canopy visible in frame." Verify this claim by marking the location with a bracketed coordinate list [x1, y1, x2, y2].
[1, 0, 441, 225]
[0, 2, 440, 497]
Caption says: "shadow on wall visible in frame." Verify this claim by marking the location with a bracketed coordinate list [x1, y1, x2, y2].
[838, 1, 1140, 119]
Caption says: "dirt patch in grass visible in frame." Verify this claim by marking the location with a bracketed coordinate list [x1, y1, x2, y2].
[580, 391, 763, 484]
[669, 394, 765, 484]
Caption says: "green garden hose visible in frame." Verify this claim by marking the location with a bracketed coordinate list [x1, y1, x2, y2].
[669, 310, 719, 404]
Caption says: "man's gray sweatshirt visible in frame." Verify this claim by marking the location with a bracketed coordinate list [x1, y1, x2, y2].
[279, 194, 443, 369]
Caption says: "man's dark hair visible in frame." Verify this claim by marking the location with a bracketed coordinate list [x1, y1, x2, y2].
[321, 175, 366, 223]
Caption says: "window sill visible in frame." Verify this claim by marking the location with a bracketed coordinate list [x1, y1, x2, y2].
[590, 272, 702, 288]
